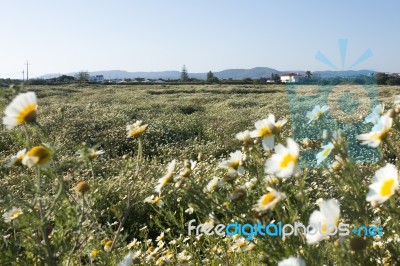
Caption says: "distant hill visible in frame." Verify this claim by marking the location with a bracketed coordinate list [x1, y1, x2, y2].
[40, 68, 377, 80]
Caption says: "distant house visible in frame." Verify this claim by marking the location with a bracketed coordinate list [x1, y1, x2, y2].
[90, 75, 104, 83]
[280, 73, 301, 83]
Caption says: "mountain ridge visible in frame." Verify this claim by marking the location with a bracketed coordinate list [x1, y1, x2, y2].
[40, 67, 376, 80]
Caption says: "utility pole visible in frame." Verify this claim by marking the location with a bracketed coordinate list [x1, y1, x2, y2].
[25, 61, 30, 81]
[22, 70, 25, 81]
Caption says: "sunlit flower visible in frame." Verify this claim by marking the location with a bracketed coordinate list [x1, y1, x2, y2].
[118, 252, 133, 266]
[253, 187, 285, 213]
[364, 104, 384, 125]
[89, 149, 104, 159]
[316, 142, 334, 165]
[3, 92, 37, 129]
[265, 138, 300, 179]
[90, 249, 101, 258]
[218, 150, 246, 176]
[235, 130, 252, 145]
[306, 105, 329, 124]
[306, 199, 340, 244]
[156, 232, 165, 242]
[104, 240, 113, 252]
[278, 256, 306, 266]
[127, 238, 140, 249]
[144, 195, 164, 207]
[185, 206, 194, 214]
[357, 114, 392, 147]
[3, 207, 23, 223]
[205, 177, 223, 192]
[22, 145, 53, 168]
[5, 148, 26, 167]
[250, 114, 287, 150]
[155, 160, 176, 194]
[366, 163, 399, 205]
[176, 250, 192, 264]
[126, 120, 148, 138]
[228, 237, 256, 253]
[74, 181, 90, 195]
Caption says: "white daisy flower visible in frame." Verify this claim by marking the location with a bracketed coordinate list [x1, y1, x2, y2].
[219, 150, 246, 176]
[278, 256, 306, 266]
[3, 207, 23, 223]
[3, 92, 38, 129]
[306, 199, 340, 244]
[264, 138, 300, 179]
[253, 187, 285, 213]
[5, 148, 26, 167]
[250, 114, 287, 150]
[316, 142, 334, 165]
[155, 160, 176, 194]
[366, 163, 399, 205]
[144, 195, 164, 207]
[118, 252, 133, 266]
[235, 130, 252, 145]
[126, 120, 148, 138]
[306, 105, 329, 124]
[205, 177, 223, 192]
[22, 145, 53, 168]
[357, 114, 392, 147]
[364, 104, 384, 125]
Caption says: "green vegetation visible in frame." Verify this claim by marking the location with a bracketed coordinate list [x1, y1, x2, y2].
[0, 84, 399, 265]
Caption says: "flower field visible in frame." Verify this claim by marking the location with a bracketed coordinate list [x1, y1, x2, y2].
[0, 84, 399, 265]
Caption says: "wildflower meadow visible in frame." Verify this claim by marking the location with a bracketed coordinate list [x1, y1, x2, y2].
[0, 84, 399, 265]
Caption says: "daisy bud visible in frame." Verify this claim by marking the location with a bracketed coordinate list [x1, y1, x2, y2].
[74, 181, 90, 195]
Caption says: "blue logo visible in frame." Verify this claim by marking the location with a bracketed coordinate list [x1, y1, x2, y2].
[286, 39, 380, 167]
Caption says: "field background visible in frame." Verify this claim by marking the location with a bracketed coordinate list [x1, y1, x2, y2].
[1, 84, 399, 265]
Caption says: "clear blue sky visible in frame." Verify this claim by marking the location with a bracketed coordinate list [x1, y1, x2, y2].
[0, 0, 399, 78]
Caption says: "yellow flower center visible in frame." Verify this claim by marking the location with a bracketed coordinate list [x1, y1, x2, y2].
[280, 154, 296, 168]
[259, 126, 272, 137]
[260, 192, 275, 206]
[11, 210, 23, 219]
[380, 178, 395, 197]
[16, 103, 37, 124]
[26, 146, 52, 165]
[230, 160, 240, 170]
[322, 147, 332, 157]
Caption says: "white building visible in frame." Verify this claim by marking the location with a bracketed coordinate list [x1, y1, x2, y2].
[280, 73, 301, 83]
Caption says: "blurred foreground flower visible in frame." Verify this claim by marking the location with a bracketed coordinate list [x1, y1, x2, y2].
[3, 91, 37, 129]
[219, 150, 246, 176]
[3, 207, 23, 223]
[250, 114, 287, 150]
[78, 147, 105, 160]
[265, 138, 300, 179]
[306, 105, 328, 124]
[5, 148, 26, 167]
[306, 199, 340, 244]
[74, 181, 91, 195]
[364, 104, 384, 125]
[253, 187, 285, 214]
[366, 163, 399, 206]
[235, 130, 252, 145]
[104, 240, 113, 252]
[278, 256, 306, 266]
[127, 120, 148, 138]
[22, 145, 53, 168]
[357, 114, 392, 147]
[144, 195, 164, 207]
[155, 160, 176, 194]
[316, 142, 334, 165]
